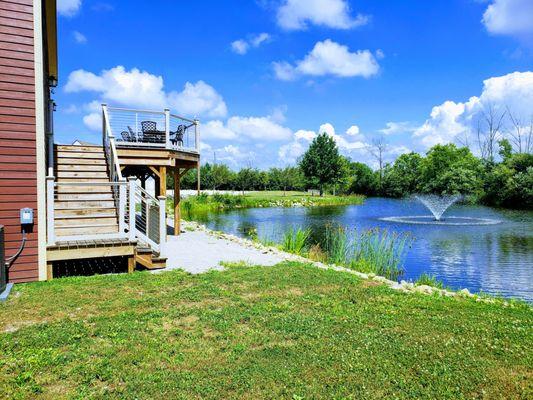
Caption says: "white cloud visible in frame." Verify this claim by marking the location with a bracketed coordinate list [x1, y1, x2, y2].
[168, 81, 227, 118]
[73, 31, 87, 44]
[319, 123, 366, 150]
[277, 0, 369, 31]
[214, 144, 256, 167]
[226, 115, 292, 141]
[278, 129, 316, 163]
[58, 0, 82, 17]
[83, 113, 101, 131]
[274, 40, 380, 80]
[203, 112, 292, 146]
[251, 33, 270, 47]
[482, 0, 533, 38]
[379, 121, 416, 136]
[202, 120, 237, 140]
[65, 66, 227, 120]
[231, 33, 271, 55]
[413, 71, 533, 149]
[231, 40, 249, 55]
[346, 125, 360, 136]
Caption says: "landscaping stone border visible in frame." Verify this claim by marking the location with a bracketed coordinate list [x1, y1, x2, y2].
[182, 220, 518, 307]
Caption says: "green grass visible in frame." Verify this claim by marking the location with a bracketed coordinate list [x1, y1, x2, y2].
[282, 227, 311, 254]
[1, 263, 531, 399]
[172, 191, 365, 219]
[416, 273, 445, 289]
[268, 225, 409, 280]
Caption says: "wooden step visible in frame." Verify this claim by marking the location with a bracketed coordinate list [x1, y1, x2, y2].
[57, 151, 105, 160]
[56, 158, 107, 166]
[55, 225, 119, 236]
[55, 208, 117, 218]
[55, 217, 118, 227]
[135, 251, 166, 270]
[56, 186, 114, 194]
[55, 200, 116, 209]
[57, 171, 109, 179]
[57, 164, 108, 172]
[56, 145, 104, 153]
[56, 178, 111, 184]
[56, 193, 114, 201]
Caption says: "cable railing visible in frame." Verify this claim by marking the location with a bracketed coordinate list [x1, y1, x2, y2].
[46, 180, 130, 244]
[105, 105, 199, 153]
[102, 105, 126, 214]
[132, 184, 166, 253]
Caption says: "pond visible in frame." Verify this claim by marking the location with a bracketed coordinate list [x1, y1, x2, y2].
[195, 197, 533, 302]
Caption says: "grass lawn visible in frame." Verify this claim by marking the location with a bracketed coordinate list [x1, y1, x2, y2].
[1, 262, 531, 399]
[175, 191, 364, 218]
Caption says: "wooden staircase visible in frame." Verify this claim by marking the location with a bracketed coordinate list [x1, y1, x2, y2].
[55, 145, 119, 238]
[54, 144, 166, 270]
[135, 244, 167, 270]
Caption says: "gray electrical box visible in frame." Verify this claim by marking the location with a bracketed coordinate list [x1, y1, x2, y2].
[20, 208, 33, 225]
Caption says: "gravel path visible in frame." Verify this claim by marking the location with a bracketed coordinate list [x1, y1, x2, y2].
[162, 227, 287, 274]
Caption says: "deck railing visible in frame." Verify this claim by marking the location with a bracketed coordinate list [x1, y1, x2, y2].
[46, 180, 133, 244]
[131, 184, 166, 254]
[104, 105, 200, 153]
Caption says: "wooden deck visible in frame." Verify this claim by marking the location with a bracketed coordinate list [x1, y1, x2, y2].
[116, 145, 200, 236]
[46, 238, 137, 279]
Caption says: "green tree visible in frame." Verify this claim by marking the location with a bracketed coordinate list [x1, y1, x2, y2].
[348, 162, 376, 195]
[419, 144, 483, 197]
[299, 133, 343, 196]
[235, 168, 257, 194]
[498, 138, 513, 162]
[381, 152, 423, 197]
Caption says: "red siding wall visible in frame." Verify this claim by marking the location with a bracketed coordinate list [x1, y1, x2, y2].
[0, 0, 39, 283]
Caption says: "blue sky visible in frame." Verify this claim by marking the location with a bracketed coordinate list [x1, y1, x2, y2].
[55, 0, 533, 168]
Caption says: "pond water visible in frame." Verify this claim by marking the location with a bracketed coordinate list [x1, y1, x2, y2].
[196, 197, 533, 302]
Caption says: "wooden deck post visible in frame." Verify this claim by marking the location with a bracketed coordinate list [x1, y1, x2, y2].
[128, 178, 136, 241]
[158, 196, 167, 256]
[127, 254, 135, 274]
[174, 166, 181, 235]
[197, 160, 200, 196]
[159, 166, 166, 197]
[47, 262, 53, 280]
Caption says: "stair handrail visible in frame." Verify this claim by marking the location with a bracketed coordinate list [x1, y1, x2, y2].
[102, 104, 124, 183]
[132, 182, 166, 255]
[102, 104, 128, 237]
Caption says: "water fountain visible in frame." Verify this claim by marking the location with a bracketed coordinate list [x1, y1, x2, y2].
[380, 194, 501, 226]
[414, 194, 461, 221]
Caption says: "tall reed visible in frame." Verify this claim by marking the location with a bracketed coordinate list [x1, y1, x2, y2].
[350, 229, 410, 280]
[282, 227, 311, 255]
[275, 225, 410, 280]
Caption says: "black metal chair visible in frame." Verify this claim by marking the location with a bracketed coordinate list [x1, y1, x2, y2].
[141, 121, 163, 143]
[171, 125, 186, 146]
[127, 126, 138, 142]
[120, 130, 132, 142]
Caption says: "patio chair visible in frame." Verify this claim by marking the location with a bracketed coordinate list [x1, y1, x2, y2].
[171, 125, 186, 146]
[127, 126, 138, 142]
[141, 121, 159, 143]
[120, 130, 132, 142]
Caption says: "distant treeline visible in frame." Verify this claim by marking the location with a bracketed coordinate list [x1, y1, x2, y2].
[173, 139, 532, 209]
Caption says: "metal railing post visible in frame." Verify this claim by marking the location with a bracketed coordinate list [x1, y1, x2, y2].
[164, 108, 170, 149]
[118, 181, 126, 236]
[46, 176, 55, 245]
[194, 119, 200, 152]
[158, 196, 167, 256]
[128, 178, 136, 241]
[102, 103, 108, 144]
